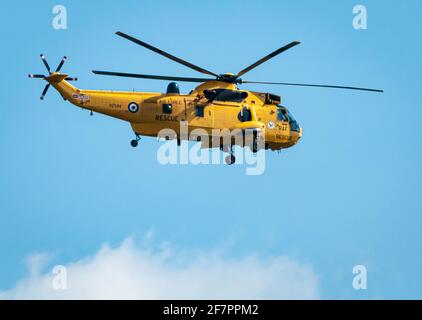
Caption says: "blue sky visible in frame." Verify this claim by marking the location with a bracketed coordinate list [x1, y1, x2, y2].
[0, 0, 421, 299]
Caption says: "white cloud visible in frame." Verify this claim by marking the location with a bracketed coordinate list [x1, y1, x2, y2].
[0, 237, 319, 299]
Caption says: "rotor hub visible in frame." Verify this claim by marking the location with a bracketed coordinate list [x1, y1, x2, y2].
[217, 73, 240, 83]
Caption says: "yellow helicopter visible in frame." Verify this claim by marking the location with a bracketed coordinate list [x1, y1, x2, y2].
[29, 31, 383, 165]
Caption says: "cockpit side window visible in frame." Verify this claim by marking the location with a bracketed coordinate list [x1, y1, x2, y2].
[277, 108, 288, 121]
[277, 105, 300, 132]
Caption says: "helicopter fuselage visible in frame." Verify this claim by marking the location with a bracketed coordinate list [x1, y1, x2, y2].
[48, 74, 302, 151]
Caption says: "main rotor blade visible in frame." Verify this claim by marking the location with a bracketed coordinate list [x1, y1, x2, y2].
[92, 70, 213, 83]
[235, 41, 301, 79]
[115, 31, 219, 78]
[40, 84, 50, 100]
[28, 74, 45, 78]
[56, 56, 67, 72]
[241, 80, 383, 92]
[40, 54, 51, 73]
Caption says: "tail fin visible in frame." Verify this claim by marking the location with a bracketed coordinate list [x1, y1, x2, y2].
[28, 54, 78, 100]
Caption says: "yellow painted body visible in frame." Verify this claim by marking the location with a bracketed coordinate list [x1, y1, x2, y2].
[47, 73, 302, 151]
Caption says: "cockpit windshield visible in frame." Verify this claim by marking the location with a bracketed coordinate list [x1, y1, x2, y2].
[277, 105, 300, 132]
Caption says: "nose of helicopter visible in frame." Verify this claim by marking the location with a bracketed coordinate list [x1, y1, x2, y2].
[291, 126, 302, 145]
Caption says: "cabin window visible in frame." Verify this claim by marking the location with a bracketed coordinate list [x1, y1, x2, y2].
[196, 105, 205, 117]
[238, 107, 252, 122]
[162, 103, 172, 114]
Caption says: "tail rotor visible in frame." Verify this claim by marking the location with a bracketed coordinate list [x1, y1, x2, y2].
[28, 54, 78, 100]
[55, 56, 67, 72]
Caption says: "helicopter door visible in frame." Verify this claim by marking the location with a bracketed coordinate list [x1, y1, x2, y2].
[276, 108, 290, 141]
[265, 106, 278, 141]
[186, 99, 214, 132]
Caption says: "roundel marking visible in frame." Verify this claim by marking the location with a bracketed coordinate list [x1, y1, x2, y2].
[128, 102, 140, 113]
[268, 121, 275, 129]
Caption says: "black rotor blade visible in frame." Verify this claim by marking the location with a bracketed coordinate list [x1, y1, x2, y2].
[241, 80, 384, 93]
[28, 74, 45, 78]
[92, 70, 213, 83]
[115, 31, 219, 77]
[56, 56, 67, 72]
[65, 77, 78, 81]
[235, 41, 301, 79]
[40, 84, 50, 100]
[40, 54, 51, 73]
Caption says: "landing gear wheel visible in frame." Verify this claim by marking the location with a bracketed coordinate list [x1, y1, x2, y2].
[130, 134, 141, 147]
[225, 155, 236, 165]
[225, 145, 236, 165]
